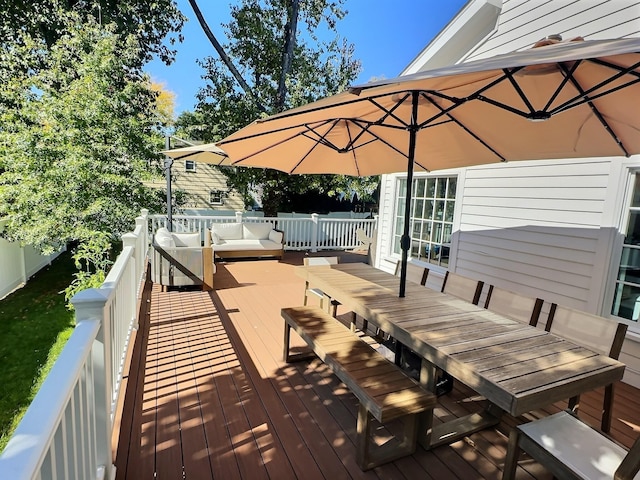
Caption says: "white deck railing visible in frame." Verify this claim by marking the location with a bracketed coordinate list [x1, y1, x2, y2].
[149, 211, 377, 251]
[0, 208, 375, 479]
[0, 211, 149, 480]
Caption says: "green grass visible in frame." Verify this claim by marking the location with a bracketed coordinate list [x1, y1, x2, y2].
[0, 251, 76, 453]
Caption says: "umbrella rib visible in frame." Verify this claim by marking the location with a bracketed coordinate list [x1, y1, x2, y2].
[549, 58, 640, 115]
[503, 69, 538, 115]
[366, 93, 412, 129]
[557, 62, 630, 157]
[422, 94, 507, 162]
[542, 59, 582, 113]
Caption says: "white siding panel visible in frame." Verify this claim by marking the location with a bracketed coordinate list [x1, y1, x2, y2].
[465, 196, 603, 212]
[460, 212, 602, 228]
[464, 175, 608, 189]
[462, 204, 604, 225]
[467, 161, 613, 178]
[463, 187, 607, 200]
[459, 233, 594, 274]
[466, 0, 640, 61]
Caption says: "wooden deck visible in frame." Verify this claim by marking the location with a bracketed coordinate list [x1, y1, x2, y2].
[115, 251, 640, 479]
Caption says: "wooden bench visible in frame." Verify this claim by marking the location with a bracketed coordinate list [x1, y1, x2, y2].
[503, 410, 640, 480]
[281, 306, 436, 470]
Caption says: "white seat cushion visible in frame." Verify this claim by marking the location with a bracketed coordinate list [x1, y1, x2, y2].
[518, 411, 634, 479]
[212, 239, 282, 251]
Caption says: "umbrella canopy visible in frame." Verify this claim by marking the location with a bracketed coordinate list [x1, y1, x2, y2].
[161, 142, 228, 163]
[215, 37, 640, 297]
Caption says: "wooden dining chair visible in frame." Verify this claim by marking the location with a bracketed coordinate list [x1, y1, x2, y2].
[303, 256, 340, 317]
[441, 271, 484, 305]
[484, 285, 543, 326]
[432, 271, 485, 394]
[545, 304, 628, 433]
[389, 261, 430, 366]
[394, 260, 429, 286]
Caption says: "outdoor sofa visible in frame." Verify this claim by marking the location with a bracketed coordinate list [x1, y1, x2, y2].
[205, 221, 284, 260]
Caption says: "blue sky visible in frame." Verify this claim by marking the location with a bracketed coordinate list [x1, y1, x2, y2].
[145, 0, 468, 114]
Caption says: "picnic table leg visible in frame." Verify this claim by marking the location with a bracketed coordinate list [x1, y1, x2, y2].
[417, 358, 437, 449]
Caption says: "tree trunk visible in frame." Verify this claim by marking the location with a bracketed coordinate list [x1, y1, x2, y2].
[276, 0, 299, 111]
[187, 0, 266, 112]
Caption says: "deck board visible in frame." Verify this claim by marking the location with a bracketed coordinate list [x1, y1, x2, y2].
[115, 251, 640, 479]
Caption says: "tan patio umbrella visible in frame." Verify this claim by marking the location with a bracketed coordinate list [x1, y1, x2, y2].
[161, 142, 228, 163]
[216, 37, 640, 296]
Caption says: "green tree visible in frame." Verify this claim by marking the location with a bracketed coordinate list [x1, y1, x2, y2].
[0, 21, 167, 256]
[187, 0, 378, 215]
[0, 0, 185, 65]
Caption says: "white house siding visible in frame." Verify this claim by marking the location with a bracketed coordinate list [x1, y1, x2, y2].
[455, 158, 613, 314]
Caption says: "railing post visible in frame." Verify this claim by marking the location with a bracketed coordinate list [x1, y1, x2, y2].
[121, 233, 139, 329]
[235, 211, 243, 223]
[310, 214, 319, 252]
[71, 288, 116, 480]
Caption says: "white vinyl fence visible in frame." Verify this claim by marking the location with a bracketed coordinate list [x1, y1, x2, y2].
[0, 211, 149, 480]
[149, 211, 377, 251]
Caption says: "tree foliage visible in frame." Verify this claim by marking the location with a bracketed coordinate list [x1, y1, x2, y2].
[0, 21, 168, 254]
[185, 0, 379, 215]
[0, 0, 184, 267]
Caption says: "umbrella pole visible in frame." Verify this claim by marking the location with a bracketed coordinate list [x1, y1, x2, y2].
[164, 135, 173, 232]
[399, 92, 419, 298]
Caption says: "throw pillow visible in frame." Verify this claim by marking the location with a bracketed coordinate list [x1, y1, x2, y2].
[243, 222, 273, 240]
[269, 229, 283, 244]
[154, 227, 175, 248]
[211, 231, 224, 245]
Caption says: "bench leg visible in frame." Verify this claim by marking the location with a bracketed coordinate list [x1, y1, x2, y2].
[502, 428, 521, 480]
[283, 321, 315, 363]
[356, 404, 420, 471]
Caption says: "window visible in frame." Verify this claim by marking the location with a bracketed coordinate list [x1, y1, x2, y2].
[612, 174, 640, 324]
[185, 160, 196, 172]
[393, 176, 457, 267]
[209, 190, 224, 205]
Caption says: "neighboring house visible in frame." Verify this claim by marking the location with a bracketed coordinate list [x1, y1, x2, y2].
[172, 159, 244, 211]
[374, 0, 640, 386]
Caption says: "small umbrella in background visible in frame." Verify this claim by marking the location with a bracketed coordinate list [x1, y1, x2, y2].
[161, 142, 228, 164]
[181, 37, 640, 296]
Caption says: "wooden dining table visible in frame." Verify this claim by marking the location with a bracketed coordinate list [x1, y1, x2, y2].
[295, 262, 626, 449]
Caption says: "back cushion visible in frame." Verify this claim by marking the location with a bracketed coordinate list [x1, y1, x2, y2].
[172, 232, 201, 247]
[212, 222, 243, 240]
[243, 222, 273, 240]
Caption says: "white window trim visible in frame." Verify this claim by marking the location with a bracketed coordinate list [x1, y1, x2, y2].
[608, 164, 640, 334]
[185, 160, 196, 172]
[209, 190, 224, 206]
[390, 173, 460, 273]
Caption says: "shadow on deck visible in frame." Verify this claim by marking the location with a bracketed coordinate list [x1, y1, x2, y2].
[115, 251, 640, 479]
